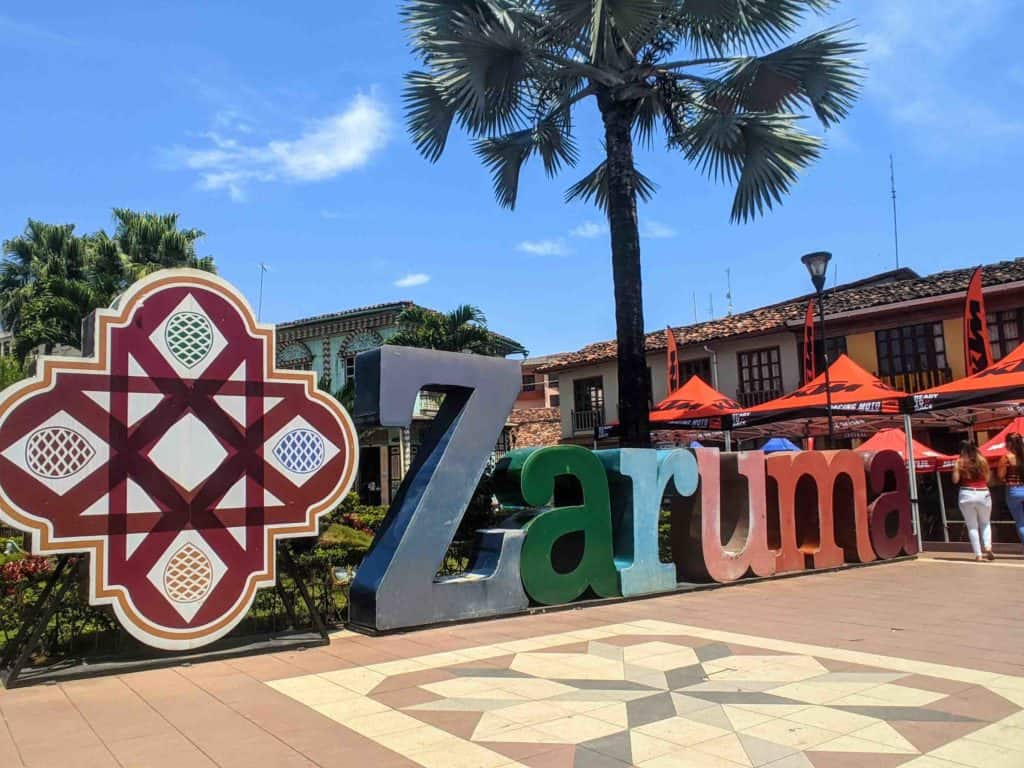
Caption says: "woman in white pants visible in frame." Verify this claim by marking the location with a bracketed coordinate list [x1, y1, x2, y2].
[953, 440, 993, 561]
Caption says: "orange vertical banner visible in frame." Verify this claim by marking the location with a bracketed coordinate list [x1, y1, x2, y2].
[666, 326, 680, 394]
[803, 300, 816, 385]
[964, 267, 992, 375]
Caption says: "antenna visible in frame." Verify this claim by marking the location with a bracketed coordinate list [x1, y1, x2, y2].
[692, 292, 698, 323]
[726, 268, 734, 316]
[889, 154, 900, 269]
[708, 293, 714, 319]
[257, 262, 270, 321]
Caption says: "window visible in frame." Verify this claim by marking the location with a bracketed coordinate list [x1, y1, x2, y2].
[798, 336, 848, 384]
[344, 355, 356, 384]
[573, 376, 605, 414]
[679, 357, 712, 385]
[737, 347, 783, 395]
[547, 374, 560, 408]
[875, 323, 947, 376]
[988, 309, 1023, 361]
[521, 373, 537, 392]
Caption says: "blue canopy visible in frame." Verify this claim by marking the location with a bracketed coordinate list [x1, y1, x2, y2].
[689, 440, 704, 449]
[762, 437, 800, 453]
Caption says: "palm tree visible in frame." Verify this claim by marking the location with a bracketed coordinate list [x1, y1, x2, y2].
[0, 210, 218, 357]
[110, 208, 216, 283]
[402, 0, 862, 446]
[390, 303, 524, 355]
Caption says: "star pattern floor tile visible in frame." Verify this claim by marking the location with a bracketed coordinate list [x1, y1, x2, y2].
[267, 620, 1024, 767]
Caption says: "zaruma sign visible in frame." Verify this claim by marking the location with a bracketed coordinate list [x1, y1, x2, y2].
[0, 272, 916, 651]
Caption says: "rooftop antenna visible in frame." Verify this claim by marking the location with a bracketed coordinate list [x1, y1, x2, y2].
[889, 154, 900, 270]
[692, 292, 698, 323]
[708, 293, 714, 319]
[726, 268, 734, 315]
[257, 262, 270, 321]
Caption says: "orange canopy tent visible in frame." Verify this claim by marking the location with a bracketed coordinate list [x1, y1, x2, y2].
[598, 375, 739, 439]
[730, 355, 908, 436]
[913, 342, 1024, 414]
[649, 375, 740, 430]
[978, 416, 1024, 460]
[856, 428, 955, 473]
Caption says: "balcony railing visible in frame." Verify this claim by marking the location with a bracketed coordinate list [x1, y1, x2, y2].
[879, 368, 954, 394]
[416, 391, 446, 417]
[572, 407, 605, 433]
[736, 388, 784, 408]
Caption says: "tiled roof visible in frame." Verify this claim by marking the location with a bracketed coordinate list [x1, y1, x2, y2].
[278, 301, 526, 355]
[537, 259, 1024, 373]
[277, 302, 413, 329]
[508, 407, 561, 448]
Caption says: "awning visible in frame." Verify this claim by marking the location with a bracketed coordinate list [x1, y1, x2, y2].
[649, 375, 741, 430]
[762, 437, 800, 453]
[912, 341, 1024, 412]
[599, 375, 739, 438]
[730, 355, 908, 437]
[978, 416, 1024, 460]
[856, 427, 955, 472]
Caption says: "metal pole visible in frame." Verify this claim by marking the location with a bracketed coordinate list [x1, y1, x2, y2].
[903, 413, 924, 551]
[257, 262, 268, 321]
[818, 289, 835, 442]
[935, 470, 950, 543]
[725, 431, 732, 451]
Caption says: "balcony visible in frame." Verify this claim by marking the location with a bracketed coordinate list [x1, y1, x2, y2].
[415, 391, 446, 418]
[879, 368, 953, 394]
[572, 407, 605, 434]
[736, 388, 783, 409]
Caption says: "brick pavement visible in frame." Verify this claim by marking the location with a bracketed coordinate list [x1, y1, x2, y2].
[2, 557, 1022, 768]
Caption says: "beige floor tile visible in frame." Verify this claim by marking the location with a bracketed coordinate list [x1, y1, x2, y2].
[411, 740, 514, 768]
[742, 719, 840, 750]
[495, 679, 577, 700]
[584, 702, 629, 728]
[851, 721, 920, 752]
[630, 732, 679, 763]
[422, 678, 526, 700]
[963, 719, 1024, 749]
[313, 696, 390, 722]
[374, 725, 455, 754]
[898, 758, 972, 768]
[343, 709, 424, 737]
[533, 713, 625, 744]
[623, 642, 695, 662]
[634, 715, 730, 747]
[691, 733, 753, 766]
[497, 701, 577, 726]
[722, 705, 778, 730]
[371, 659, 435, 676]
[318, 667, 387, 694]
[768, 681, 882, 705]
[640, 650, 705, 672]
[929, 738, 1023, 767]
[813, 734, 917, 755]
[782, 705, 877, 734]
[639, 746, 749, 767]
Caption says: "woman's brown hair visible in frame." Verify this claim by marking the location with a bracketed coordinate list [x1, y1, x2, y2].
[1007, 432, 1024, 468]
[959, 440, 989, 481]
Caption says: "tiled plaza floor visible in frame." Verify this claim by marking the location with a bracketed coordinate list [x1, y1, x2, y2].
[2, 556, 1023, 767]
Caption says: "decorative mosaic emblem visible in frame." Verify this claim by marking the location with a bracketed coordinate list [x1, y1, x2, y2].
[0, 270, 358, 650]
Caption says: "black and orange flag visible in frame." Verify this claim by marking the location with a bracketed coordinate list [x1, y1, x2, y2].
[803, 300, 816, 385]
[666, 326, 680, 394]
[964, 267, 993, 375]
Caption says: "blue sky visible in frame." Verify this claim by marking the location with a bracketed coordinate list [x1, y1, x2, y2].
[2, 1, 1022, 357]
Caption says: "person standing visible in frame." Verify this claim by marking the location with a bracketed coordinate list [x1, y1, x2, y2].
[953, 440, 993, 561]
[997, 431, 1024, 552]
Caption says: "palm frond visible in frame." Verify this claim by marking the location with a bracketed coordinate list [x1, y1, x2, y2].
[565, 159, 657, 212]
[681, 109, 822, 222]
[711, 24, 863, 126]
[405, 71, 458, 162]
[673, 0, 834, 54]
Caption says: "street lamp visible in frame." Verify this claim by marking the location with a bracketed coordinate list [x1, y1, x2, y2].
[801, 251, 835, 442]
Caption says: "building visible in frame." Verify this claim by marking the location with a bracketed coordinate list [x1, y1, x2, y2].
[275, 301, 525, 505]
[537, 259, 1024, 446]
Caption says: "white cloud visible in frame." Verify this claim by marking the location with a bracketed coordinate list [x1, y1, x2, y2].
[517, 239, 569, 256]
[642, 220, 677, 239]
[169, 93, 390, 200]
[570, 221, 607, 239]
[394, 273, 430, 287]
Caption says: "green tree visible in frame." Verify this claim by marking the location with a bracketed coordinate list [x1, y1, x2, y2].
[0, 356, 24, 390]
[402, 0, 862, 446]
[390, 304, 522, 355]
[0, 210, 216, 357]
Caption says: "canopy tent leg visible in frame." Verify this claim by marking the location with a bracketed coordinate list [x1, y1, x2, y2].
[903, 414, 924, 551]
[935, 470, 950, 543]
[725, 431, 732, 451]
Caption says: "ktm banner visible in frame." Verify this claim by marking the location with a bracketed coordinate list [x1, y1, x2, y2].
[964, 267, 992, 376]
[666, 326, 680, 394]
[803, 300, 816, 384]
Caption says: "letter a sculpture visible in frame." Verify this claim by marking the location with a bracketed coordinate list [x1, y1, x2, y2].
[0, 270, 357, 651]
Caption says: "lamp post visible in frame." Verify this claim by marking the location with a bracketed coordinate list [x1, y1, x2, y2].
[802, 251, 834, 443]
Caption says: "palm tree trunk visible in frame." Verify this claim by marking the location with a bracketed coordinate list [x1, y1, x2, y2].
[600, 97, 650, 448]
